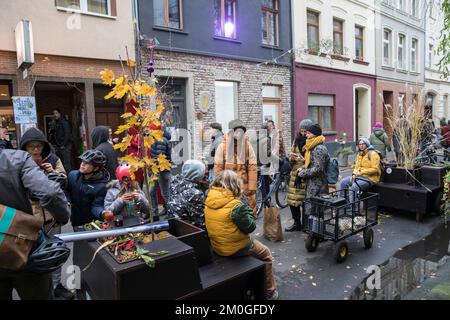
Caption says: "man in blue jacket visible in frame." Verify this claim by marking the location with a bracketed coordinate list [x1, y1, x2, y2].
[66, 150, 110, 228]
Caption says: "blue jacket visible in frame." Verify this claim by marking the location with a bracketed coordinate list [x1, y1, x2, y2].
[150, 129, 172, 166]
[67, 168, 110, 227]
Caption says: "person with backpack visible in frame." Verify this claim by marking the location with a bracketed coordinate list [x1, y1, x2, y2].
[297, 124, 329, 201]
[369, 122, 391, 159]
[340, 138, 381, 200]
[285, 119, 311, 232]
[0, 146, 70, 300]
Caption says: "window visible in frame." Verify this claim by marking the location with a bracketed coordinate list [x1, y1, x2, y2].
[308, 94, 334, 131]
[429, 0, 434, 18]
[215, 0, 237, 39]
[428, 44, 434, 68]
[154, 0, 183, 29]
[261, 0, 279, 46]
[56, 0, 113, 16]
[355, 25, 364, 60]
[411, 38, 418, 72]
[383, 29, 392, 66]
[215, 81, 238, 132]
[262, 85, 281, 127]
[397, 0, 406, 11]
[397, 34, 406, 69]
[307, 10, 320, 51]
[333, 18, 344, 55]
[411, 0, 417, 16]
[399, 93, 406, 116]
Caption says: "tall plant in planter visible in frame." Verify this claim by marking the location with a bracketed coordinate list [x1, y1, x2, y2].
[100, 48, 171, 224]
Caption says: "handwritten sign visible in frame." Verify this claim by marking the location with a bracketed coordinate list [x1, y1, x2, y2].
[12, 96, 37, 124]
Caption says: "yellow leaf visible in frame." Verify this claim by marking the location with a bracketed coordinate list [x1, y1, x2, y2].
[120, 112, 133, 119]
[151, 165, 160, 175]
[157, 154, 172, 171]
[114, 84, 131, 99]
[104, 90, 116, 100]
[151, 129, 164, 142]
[115, 124, 132, 135]
[115, 76, 125, 87]
[138, 84, 157, 97]
[144, 136, 155, 149]
[127, 59, 136, 67]
[100, 69, 115, 86]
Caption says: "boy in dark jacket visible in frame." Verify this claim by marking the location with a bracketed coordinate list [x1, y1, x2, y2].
[67, 150, 111, 228]
[168, 160, 207, 228]
[92, 126, 119, 180]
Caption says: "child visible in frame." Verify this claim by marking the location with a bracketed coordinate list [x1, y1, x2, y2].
[204, 170, 278, 300]
[103, 164, 150, 221]
[67, 150, 111, 228]
[168, 160, 207, 228]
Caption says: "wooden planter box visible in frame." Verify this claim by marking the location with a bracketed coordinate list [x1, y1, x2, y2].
[382, 167, 420, 185]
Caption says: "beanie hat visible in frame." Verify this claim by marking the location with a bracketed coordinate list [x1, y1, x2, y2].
[358, 137, 375, 150]
[307, 124, 322, 136]
[374, 122, 383, 129]
[210, 122, 222, 131]
[299, 119, 313, 130]
[228, 119, 247, 132]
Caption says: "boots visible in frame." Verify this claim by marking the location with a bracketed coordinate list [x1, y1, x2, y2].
[285, 220, 301, 232]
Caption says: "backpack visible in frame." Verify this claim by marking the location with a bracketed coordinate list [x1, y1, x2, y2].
[367, 149, 385, 172]
[326, 157, 340, 185]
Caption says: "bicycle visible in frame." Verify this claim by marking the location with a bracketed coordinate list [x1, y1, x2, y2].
[255, 168, 290, 218]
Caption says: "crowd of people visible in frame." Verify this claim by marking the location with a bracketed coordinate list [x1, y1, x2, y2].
[1, 113, 405, 301]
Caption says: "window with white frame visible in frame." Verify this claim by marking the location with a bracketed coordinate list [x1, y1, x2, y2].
[355, 25, 364, 60]
[397, 0, 406, 11]
[411, 0, 417, 17]
[411, 38, 418, 72]
[262, 85, 282, 127]
[214, 0, 237, 39]
[56, 0, 112, 16]
[215, 81, 238, 132]
[428, 44, 434, 68]
[397, 34, 406, 69]
[261, 0, 279, 46]
[429, 0, 434, 18]
[383, 28, 392, 66]
[308, 94, 335, 131]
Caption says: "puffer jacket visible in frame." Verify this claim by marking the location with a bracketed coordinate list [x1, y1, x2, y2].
[0, 149, 69, 223]
[214, 133, 258, 193]
[67, 168, 110, 227]
[369, 128, 391, 158]
[205, 187, 255, 256]
[206, 131, 224, 170]
[20, 127, 67, 223]
[353, 150, 381, 184]
[92, 126, 119, 180]
[103, 181, 150, 218]
[298, 144, 329, 199]
[287, 142, 306, 207]
[168, 175, 206, 228]
[150, 129, 172, 169]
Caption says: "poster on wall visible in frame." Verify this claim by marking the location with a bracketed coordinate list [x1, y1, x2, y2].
[12, 96, 37, 124]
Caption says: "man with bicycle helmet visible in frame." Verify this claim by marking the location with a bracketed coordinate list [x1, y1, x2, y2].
[67, 150, 111, 228]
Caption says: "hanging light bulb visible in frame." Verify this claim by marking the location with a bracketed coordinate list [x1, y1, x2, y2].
[224, 21, 234, 38]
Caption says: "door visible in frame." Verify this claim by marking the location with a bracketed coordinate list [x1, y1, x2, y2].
[94, 85, 124, 143]
[355, 89, 359, 139]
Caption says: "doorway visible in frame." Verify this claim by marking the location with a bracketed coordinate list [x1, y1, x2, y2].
[382, 91, 394, 138]
[94, 85, 124, 138]
[354, 85, 371, 140]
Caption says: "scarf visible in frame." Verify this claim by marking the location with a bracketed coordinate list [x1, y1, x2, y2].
[296, 134, 307, 155]
[304, 135, 326, 168]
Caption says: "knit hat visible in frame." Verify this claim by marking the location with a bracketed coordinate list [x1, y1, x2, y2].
[374, 122, 383, 129]
[182, 160, 206, 182]
[229, 119, 247, 132]
[358, 137, 375, 150]
[307, 124, 322, 136]
[210, 122, 222, 131]
[299, 119, 313, 130]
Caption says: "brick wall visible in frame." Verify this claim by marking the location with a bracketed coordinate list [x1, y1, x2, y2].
[140, 48, 292, 161]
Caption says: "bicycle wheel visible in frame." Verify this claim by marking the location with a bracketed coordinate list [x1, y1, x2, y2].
[275, 176, 289, 209]
[256, 177, 263, 217]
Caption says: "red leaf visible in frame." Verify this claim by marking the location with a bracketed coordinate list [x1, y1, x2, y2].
[125, 240, 135, 251]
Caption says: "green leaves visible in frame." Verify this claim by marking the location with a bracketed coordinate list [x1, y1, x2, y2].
[136, 246, 169, 268]
[437, 1, 450, 79]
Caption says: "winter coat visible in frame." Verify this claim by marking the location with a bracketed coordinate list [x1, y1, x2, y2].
[297, 144, 329, 199]
[205, 187, 255, 256]
[207, 131, 224, 170]
[214, 133, 258, 193]
[150, 129, 172, 169]
[0, 149, 69, 223]
[168, 175, 206, 228]
[54, 117, 71, 147]
[92, 126, 119, 180]
[369, 128, 391, 158]
[287, 141, 306, 207]
[103, 181, 150, 218]
[20, 128, 67, 223]
[442, 125, 450, 144]
[0, 139, 13, 150]
[353, 150, 381, 184]
[67, 168, 110, 227]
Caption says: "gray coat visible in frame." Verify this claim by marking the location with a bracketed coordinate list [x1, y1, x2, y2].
[104, 181, 150, 218]
[0, 149, 70, 223]
[298, 144, 329, 199]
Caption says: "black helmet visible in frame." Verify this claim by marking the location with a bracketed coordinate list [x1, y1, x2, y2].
[26, 233, 70, 274]
[47, 172, 68, 189]
[79, 149, 106, 167]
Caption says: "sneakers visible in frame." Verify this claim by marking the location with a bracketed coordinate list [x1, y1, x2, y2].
[54, 283, 75, 300]
[265, 290, 279, 300]
[285, 222, 302, 232]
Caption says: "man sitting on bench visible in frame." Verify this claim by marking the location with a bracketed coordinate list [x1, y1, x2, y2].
[204, 170, 278, 300]
[340, 138, 381, 201]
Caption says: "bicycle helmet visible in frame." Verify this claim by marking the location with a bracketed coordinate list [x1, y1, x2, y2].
[79, 149, 106, 167]
[116, 164, 131, 182]
[47, 172, 68, 189]
[26, 233, 70, 274]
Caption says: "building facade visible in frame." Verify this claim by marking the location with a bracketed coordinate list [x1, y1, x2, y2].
[0, 0, 135, 168]
[136, 0, 293, 166]
[292, 0, 377, 149]
[374, 0, 426, 136]
[424, 0, 450, 124]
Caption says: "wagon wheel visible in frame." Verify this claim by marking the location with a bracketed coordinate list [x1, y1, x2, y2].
[334, 241, 349, 263]
[363, 228, 374, 249]
[305, 235, 319, 252]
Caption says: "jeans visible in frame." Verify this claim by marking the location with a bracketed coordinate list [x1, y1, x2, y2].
[340, 176, 373, 202]
[56, 143, 72, 172]
[150, 170, 171, 216]
[209, 168, 215, 184]
[261, 175, 271, 203]
[48, 225, 62, 289]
